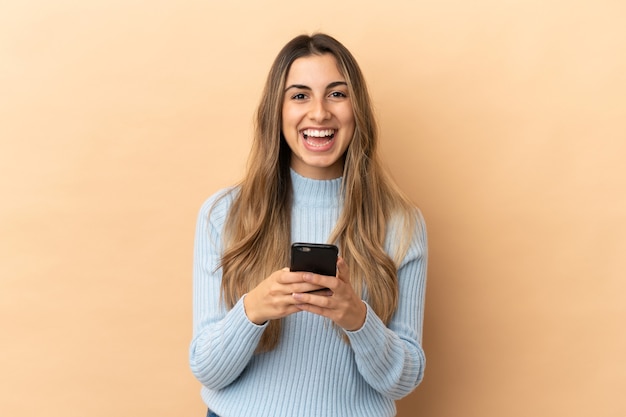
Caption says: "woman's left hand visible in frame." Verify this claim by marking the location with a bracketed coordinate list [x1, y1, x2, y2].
[292, 257, 366, 331]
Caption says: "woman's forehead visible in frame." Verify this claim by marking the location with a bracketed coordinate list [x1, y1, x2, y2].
[285, 54, 345, 85]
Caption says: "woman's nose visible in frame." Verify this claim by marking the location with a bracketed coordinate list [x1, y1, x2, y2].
[308, 98, 331, 122]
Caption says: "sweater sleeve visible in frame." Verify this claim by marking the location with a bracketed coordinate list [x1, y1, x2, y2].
[189, 192, 268, 390]
[345, 210, 428, 399]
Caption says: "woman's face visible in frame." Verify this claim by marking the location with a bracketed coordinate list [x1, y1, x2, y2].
[281, 53, 355, 180]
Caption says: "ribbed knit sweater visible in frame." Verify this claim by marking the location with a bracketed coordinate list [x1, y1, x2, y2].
[190, 170, 428, 417]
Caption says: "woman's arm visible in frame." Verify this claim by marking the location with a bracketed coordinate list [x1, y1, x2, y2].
[189, 192, 324, 389]
[188, 193, 268, 390]
[291, 210, 428, 399]
[345, 211, 428, 399]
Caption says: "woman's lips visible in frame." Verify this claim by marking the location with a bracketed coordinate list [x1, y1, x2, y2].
[301, 129, 336, 150]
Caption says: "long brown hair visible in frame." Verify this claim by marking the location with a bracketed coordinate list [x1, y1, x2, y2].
[219, 33, 416, 352]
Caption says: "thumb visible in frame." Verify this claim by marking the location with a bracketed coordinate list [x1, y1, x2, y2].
[336, 257, 349, 282]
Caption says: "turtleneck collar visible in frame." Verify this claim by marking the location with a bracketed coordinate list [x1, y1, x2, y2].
[290, 169, 343, 208]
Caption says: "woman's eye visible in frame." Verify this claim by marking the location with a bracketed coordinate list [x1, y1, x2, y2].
[329, 91, 347, 98]
[292, 93, 307, 100]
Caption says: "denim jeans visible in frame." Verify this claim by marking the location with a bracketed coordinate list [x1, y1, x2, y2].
[207, 410, 219, 417]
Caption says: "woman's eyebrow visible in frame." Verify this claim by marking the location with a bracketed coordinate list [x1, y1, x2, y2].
[326, 81, 348, 89]
[284, 81, 348, 92]
[284, 84, 310, 92]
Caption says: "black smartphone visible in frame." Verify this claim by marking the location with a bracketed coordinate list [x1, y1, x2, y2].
[290, 243, 338, 277]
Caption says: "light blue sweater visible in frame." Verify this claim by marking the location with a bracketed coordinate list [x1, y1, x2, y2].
[190, 170, 427, 417]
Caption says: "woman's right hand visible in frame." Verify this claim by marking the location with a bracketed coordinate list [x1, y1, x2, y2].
[243, 268, 329, 325]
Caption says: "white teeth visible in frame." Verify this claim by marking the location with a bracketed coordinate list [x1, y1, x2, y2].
[305, 137, 332, 147]
[303, 129, 335, 138]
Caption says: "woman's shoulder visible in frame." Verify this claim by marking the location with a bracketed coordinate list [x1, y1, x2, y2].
[198, 185, 240, 220]
[389, 204, 426, 237]
[385, 205, 427, 266]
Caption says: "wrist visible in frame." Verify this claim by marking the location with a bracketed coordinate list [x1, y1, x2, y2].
[345, 300, 367, 332]
[243, 293, 266, 325]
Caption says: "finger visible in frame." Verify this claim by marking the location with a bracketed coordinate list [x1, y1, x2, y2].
[267, 275, 325, 297]
[292, 292, 333, 308]
[276, 270, 308, 284]
[336, 257, 350, 283]
[290, 282, 328, 294]
[294, 302, 329, 318]
[279, 271, 329, 293]
[269, 294, 315, 316]
[302, 272, 338, 291]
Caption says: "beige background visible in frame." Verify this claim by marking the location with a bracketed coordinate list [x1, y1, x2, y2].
[1, 1, 625, 416]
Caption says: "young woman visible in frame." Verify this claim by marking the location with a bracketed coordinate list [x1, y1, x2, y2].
[190, 33, 427, 417]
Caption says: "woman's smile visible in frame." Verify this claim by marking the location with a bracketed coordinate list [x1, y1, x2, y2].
[301, 128, 336, 150]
